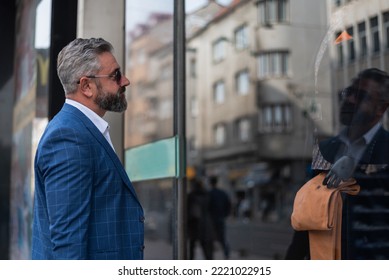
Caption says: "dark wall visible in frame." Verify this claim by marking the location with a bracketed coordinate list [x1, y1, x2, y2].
[48, 0, 78, 120]
[0, 0, 16, 260]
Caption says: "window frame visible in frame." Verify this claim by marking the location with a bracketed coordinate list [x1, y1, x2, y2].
[212, 38, 227, 63]
[258, 103, 292, 133]
[214, 123, 227, 146]
[256, 51, 289, 79]
[257, 0, 289, 26]
[234, 24, 249, 50]
[213, 80, 226, 104]
[235, 69, 250, 96]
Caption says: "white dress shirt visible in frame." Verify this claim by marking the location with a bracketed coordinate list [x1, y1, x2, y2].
[65, 99, 115, 151]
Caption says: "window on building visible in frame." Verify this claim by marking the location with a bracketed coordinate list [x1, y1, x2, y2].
[335, 31, 344, 66]
[213, 80, 225, 104]
[334, 0, 341, 7]
[256, 51, 289, 79]
[358, 21, 367, 57]
[384, 11, 389, 49]
[158, 99, 172, 120]
[370, 16, 380, 53]
[137, 49, 146, 65]
[214, 123, 226, 146]
[190, 96, 198, 118]
[235, 69, 249, 95]
[236, 118, 251, 142]
[234, 24, 249, 50]
[160, 64, 172, 80]
[347, 26, 355, 61]
[212, 38, 226, 63]
[190, 58, 197, 78]
[257, 0, 289, 25]
[188, 137, 197, 152]
[258, 104, 292, 133]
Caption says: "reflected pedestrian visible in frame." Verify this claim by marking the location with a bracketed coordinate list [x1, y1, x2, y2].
[208, 176, 232, 259]
[286, 68, 389, 259]
[187, 178, 213, 259]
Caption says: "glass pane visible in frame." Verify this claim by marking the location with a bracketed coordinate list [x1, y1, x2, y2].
[125, 0, 174, 149]
[125, 0, 174, 260]
[133, 178, 174, 259]
[185, 0, 389, 261]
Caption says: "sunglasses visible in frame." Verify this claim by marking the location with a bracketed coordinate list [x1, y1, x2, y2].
[77, 69, 122, 85]
[340, 87, 372, 103]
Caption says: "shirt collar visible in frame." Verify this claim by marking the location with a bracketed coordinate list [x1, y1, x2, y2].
[65, 99, 109, 135]
[339, 122, 381, 146]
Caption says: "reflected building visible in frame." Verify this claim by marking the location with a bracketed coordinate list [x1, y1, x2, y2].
[186, 0, 333, 220]
[125, 13, 174, 149]
[328, 0, 389, 129]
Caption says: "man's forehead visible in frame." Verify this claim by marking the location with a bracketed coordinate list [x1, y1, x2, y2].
[98, 52, 119, 69]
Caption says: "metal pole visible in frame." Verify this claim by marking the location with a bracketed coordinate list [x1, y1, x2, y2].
[173, 0, 187, 260]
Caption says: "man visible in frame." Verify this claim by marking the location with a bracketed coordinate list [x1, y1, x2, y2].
[208, 176, 231, 259]
[286, 68, 389, 259]
[187, 178, 213, 259]
[32, 38, 144, 260]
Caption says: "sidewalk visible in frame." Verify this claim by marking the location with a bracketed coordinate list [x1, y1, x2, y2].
[144, 238, 266, 260]
[144, 218, 292, 260]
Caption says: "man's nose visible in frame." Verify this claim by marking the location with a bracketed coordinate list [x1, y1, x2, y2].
[121, 75, 130, 86]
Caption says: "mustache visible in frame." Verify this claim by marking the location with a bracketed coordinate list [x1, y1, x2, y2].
[117, 87, 126, 96]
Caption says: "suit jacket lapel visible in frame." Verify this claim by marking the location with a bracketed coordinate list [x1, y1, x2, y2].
[62, 104, 140, 200]
[319, 137, 343, 163]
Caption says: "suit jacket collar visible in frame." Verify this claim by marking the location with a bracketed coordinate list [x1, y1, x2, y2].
[319, 127, 389, 165]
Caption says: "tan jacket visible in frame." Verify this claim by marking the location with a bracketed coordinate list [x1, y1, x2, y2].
[291, 173, 360, 259]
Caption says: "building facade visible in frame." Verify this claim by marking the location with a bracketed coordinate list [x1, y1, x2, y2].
[186, 0, 333, 223]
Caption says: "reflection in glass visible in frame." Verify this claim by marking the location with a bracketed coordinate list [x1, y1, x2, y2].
[123, 0, 389, 260]
[133, 179, 174, 259]
[125, 0, 174, 149]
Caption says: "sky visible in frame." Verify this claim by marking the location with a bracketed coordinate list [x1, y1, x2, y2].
[186, 0, 232, 13]
[126, 0, 233, 32]
[35, 0, 52, 49]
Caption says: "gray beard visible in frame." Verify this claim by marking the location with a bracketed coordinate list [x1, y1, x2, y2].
[95, 88, 127, 112]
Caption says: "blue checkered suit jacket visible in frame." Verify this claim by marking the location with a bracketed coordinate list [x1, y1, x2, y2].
[32, 103, 144, 259]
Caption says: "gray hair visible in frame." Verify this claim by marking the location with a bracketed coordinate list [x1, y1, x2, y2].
[57, 38, 114, 94]
[357, 68, 389, 102]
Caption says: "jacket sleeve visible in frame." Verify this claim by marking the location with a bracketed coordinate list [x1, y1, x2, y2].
[36, 126, 93, 259]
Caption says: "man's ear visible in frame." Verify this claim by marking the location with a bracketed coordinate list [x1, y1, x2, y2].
[79, 77, 93, 98]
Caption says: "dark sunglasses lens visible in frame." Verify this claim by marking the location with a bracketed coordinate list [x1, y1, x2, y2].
[115, 70, 122, 83]
[341, 87, 369, 102]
